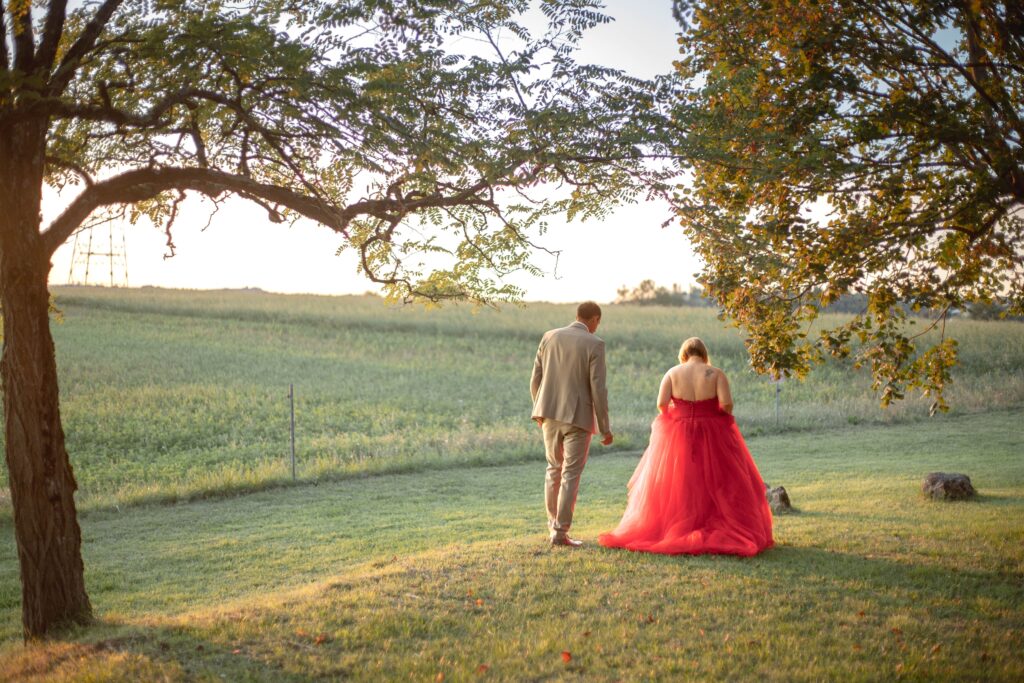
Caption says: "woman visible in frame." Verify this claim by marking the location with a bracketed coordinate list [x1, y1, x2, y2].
[598, 337, 773, 556]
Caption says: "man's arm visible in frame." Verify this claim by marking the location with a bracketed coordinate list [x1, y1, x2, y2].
[530, 340, 544, 404]
[590, 340, 612, 443]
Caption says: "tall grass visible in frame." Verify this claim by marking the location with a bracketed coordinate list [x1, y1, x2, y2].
[0, 285, 1018, 512]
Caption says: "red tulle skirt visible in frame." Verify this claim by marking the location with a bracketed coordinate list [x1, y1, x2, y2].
[599, 397, 773, 556]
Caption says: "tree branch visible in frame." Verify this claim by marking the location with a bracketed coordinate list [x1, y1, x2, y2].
[47, 0, 124, 96]
[41, 167, 340, 254]
[40, 166, 498, 257]
[45, 154, 96, 187]
[1, 1, 10, 74]
[34, 0, 67, 72]
[11, 0, 34, 73]
[44, 87, 229, 126]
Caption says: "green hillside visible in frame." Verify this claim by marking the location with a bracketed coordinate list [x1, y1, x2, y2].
[2, 285, 1017, 513]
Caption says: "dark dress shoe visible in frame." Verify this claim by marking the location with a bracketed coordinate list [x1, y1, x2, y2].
[550, 535, 583, 547]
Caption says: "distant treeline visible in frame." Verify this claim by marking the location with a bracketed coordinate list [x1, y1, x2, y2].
[614, 281, 715, 308]
[615, 280, 1021, 321]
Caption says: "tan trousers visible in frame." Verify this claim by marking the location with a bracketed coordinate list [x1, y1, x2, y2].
[542, 418, 592, 535]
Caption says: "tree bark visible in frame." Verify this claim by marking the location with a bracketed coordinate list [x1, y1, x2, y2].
[0, 128, 91, 640]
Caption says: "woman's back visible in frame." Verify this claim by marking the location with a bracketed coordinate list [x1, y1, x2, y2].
[658, 358, 733, 412]
[668, 361, 720, 401]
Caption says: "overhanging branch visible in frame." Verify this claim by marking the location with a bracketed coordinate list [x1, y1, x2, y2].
[41, 167, 345, 255]
[39, 166, 497, 257]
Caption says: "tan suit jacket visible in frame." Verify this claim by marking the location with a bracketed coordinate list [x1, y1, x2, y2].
[530, 321, 610, 435]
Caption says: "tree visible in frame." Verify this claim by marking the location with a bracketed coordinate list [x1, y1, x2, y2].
[614, 279, 713, 306]
[0, 0, 672, 638]
[670, 0, 1023, 410]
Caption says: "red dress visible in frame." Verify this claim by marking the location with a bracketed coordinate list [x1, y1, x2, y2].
[599, 397, 773, 556]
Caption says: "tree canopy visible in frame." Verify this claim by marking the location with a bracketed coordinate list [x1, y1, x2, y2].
[8, 0, 673, 303]
[671, 0, 1023, 411]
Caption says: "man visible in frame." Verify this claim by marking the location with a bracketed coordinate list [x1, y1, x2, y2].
[530, 301, 613, 547]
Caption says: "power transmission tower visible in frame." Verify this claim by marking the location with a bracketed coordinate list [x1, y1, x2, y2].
[66, 220, 129, 287]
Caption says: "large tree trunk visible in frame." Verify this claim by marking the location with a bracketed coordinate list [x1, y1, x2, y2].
[0, 131, 92, 639]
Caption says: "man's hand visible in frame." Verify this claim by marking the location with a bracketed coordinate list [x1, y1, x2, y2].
[600, 432, 614, 446]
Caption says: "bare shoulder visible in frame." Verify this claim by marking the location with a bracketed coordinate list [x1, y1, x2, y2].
[709, 365, 729, 382]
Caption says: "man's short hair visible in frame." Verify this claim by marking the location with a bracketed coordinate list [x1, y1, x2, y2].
[577, 301, 602, 320]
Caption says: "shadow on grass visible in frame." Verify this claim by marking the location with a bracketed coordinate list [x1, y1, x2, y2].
[600, 541, 1024, 601]
[0, 619, 314, 682]
[2, 537, 1021, 682]
[950, 492, 1024, 506]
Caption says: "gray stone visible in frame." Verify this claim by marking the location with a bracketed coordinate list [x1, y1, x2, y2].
[766, 485, 794, 514]
[922, 472, 976, 500]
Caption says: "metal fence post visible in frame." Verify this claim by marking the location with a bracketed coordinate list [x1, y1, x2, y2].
[289, 383, 296, 480]
[775, 379, 781, 428]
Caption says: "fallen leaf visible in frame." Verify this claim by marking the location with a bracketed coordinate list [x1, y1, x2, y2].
[853, 643, 862, 651]
[561, 651, 572, 663]
[931, 644, 941, 654]
[315, 634, 328, 645]
[582, 631, 591, 637]
[476, 664, 490, 674]
[476, 598, 485, 607]
[647, 614, 655, 623]
[857, 611, 865, 618]
[435, 673, 445, 683]
[723, 633, 730, 643]
[699, 629, 705, 637]
[231, 649, 241, 655]
[895, 663, 904, 673]
[891, 627, 903, 636]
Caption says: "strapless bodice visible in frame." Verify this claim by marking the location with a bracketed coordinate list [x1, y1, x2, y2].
[668, 396, 725, 418]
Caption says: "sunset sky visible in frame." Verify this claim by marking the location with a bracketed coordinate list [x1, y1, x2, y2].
[48, 1, 695, 304]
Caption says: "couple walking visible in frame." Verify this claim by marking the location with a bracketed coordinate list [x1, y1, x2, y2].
[530, 301, 773, 556]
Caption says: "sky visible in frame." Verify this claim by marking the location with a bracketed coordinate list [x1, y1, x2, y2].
[48, 1, 695, 304]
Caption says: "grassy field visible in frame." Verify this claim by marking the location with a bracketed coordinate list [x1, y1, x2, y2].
[0, 408, 1021, 680]
[0, 285, 1019, 514]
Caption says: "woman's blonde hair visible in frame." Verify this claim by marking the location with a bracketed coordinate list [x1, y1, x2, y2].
[679, 337, 709, 364]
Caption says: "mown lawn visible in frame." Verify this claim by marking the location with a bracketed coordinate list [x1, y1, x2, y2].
[0, 286, 1019, 514]
[1, 409, 1021, 681]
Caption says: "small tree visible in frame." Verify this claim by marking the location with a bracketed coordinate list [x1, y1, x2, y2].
[671, 0, 1023, 409]
[615, 280, 695, 306]
[0, 0, 672, 638]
